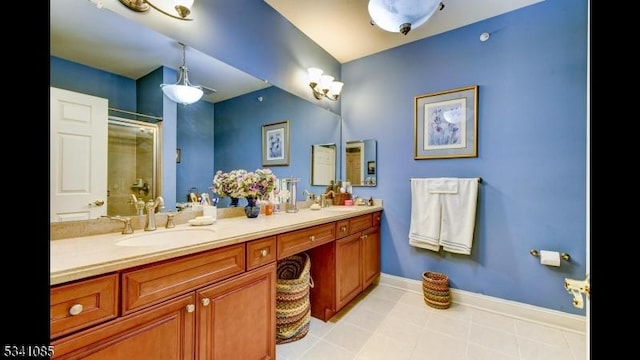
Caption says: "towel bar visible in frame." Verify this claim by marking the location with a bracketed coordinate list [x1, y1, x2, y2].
[409, 177, 482, 183]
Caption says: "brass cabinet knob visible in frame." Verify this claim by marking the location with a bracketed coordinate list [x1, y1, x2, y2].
[201, 297, 211, 306]
[260, 249, 268, 257]
[186, 304, 195, 313]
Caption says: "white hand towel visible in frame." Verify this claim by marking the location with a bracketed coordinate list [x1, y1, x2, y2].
[439, 178, 479, 255]
[408, 178, 442, 252]
[427, 178, 459, 194]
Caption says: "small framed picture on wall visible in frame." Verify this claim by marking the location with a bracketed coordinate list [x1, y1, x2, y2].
[262, 120, 290, 166]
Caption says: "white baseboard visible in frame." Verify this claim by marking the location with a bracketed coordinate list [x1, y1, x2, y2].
[379, 273, 586, 334]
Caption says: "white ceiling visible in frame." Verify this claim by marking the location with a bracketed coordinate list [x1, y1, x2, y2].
[265, 0, 543, 64]
[50, 0, 542, 103]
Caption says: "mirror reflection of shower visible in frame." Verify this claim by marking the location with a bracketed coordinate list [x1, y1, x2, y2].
[107, 116, 161, 216]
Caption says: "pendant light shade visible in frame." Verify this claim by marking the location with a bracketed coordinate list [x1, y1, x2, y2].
[368, 0, 442, 35]
[160, 43, 203, 106]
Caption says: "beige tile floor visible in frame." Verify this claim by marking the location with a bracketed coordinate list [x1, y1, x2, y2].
[276, 283, 587, 360]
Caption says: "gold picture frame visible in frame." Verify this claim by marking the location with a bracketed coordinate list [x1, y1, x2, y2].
[262, 120, 290, 166]
[414, 85, 478, 159]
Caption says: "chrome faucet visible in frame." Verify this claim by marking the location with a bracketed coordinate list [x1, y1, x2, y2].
[303, 190, 316, 201]
[102, 215, 134, 234]
[145, 196, 164, 231]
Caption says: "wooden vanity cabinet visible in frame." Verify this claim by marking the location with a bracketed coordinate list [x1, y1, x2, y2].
[309, 211, 382, 321]
[197, 263, 276, 360]
[51, 293, 196, 359]
[51, 242, 276, 360]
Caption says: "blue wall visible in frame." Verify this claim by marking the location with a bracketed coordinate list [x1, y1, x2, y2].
[176, 99, 215, 202]
[339, 0, 587, 315]
[213, 86, 341, 207]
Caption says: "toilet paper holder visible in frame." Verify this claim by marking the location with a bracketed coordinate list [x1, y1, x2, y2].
[529, 249, 570, 261]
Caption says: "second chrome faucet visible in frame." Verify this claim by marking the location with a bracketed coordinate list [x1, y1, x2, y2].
[145, 196, 164, 231]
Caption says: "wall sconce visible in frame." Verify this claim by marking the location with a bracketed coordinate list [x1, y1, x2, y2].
[368, 0, 444, 35]
[119, 0, 195, 21]
[160, 43, 204, 105]
[308, 68, 344, 101]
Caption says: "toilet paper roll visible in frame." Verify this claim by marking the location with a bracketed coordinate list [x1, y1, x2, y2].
[539, 250, 561, 267]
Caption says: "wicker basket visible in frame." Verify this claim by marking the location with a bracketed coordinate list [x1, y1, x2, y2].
[422, 271, 451, 309]
[332, 192, 351, 206]
[276, 253, 313, 344]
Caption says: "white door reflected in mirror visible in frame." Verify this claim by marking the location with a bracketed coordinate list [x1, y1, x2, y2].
[344, 139, 377, 187]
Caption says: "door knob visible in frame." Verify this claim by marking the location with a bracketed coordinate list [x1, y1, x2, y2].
[89, 200, 105, 207]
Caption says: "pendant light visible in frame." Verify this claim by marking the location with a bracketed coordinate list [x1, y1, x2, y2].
[368, 0, 443, 35]
[160, 43, 204, 106]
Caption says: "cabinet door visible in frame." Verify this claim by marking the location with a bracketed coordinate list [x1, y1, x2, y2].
[197, 263, 276, 360]
[362, 226, 381, 289]
[52, 293, 195, 360]
[335, 233, 363, 310]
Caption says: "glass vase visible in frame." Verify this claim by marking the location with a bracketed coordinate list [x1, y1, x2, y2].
[244, 197, 260, 218]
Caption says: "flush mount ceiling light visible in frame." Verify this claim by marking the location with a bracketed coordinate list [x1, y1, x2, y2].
[161, 43, 203, 106]
[308, 68, 344, 101]
[119, 0, 195, 21]
[368, 0, 444, 35]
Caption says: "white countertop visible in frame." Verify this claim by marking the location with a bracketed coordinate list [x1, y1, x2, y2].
[50, 205, 383, 286]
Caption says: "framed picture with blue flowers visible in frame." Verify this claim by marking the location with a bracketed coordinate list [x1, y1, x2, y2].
[262, 120, 290, 166]
[414, 85, 478, 159]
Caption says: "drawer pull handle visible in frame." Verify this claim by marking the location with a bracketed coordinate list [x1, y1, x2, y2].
[260, 249, 268, 257]
[340, 226, 347, 232]
[186, 304, 195, 313]
[201, 297, 211, 306]
[68, 304, 83, 316]
[309, 235, 315, 242]
[362, 234, 368, 239]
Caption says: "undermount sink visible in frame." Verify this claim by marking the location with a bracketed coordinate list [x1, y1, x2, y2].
[116, 228, 216, 247]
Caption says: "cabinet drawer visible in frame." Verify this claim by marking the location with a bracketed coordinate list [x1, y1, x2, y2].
[277, 223, 335, 259]
[246, 236, 277, 270]
[121, 243, 245, 315]
[335, 214, 373, 238]
[50, 273, 118, 339]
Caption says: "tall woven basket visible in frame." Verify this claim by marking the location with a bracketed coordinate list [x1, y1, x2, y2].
[276, 253, 313, 344]
[422, 271, 451, 309]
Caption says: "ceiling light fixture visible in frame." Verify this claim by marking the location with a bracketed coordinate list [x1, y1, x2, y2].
[308, 68, 344, 101]
[119, 0, 195, 21]
[161, 43, 203, 106]
[368, 0, 444, 35]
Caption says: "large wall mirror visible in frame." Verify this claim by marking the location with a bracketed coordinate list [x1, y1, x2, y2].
[51, 0, 342, 217]
[344, 139, 377, 187]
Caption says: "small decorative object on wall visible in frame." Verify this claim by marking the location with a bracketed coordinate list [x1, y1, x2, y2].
[262, 120, 290, 166]
[414, 85, 478, 159]
[176, 148, 182, 163]
[367, 161, 376, 175]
